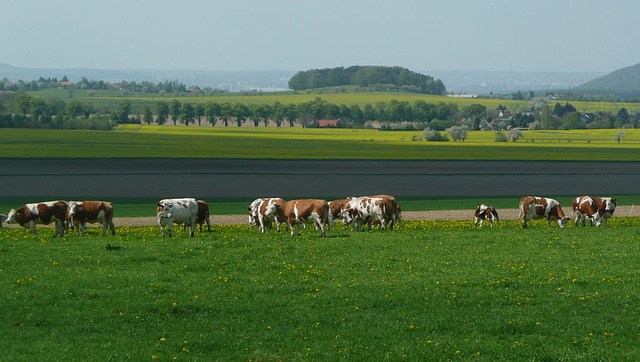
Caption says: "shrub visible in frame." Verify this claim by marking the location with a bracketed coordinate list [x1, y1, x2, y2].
[422, 127, 449, 142]
[495, 130, 508, 142]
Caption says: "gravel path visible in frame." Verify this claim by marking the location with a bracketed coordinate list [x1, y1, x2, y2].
[108, 206, 640, 227]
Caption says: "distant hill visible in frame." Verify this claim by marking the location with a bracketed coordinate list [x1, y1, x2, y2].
[575, 63, 640, 96]
[288, 66, 446, 95]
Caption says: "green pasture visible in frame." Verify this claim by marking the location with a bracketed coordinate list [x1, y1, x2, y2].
[27, 88, 640, 114]
[2, 219, 639, 360]
[2, 126, 640, 160]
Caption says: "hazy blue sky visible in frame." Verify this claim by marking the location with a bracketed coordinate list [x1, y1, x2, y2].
[2, 0, 638, 73]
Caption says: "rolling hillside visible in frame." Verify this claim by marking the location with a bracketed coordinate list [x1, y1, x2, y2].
[575, 62, 640, 96]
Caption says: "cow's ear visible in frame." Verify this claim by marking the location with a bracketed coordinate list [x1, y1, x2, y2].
[157, 201, 162, 207]
[612, 198, 617, 203]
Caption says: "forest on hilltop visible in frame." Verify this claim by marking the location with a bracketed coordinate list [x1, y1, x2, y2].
[288, 66, 446, 95]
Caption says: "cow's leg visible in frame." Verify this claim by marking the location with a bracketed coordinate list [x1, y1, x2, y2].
[101, 220, 108, 236]
[522, 219, 527, 228]
[109, 219, 116, 236]
[189, 218, 195, 237]
[168, 223, 173, 237]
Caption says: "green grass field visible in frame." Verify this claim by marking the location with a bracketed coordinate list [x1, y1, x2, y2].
[2, 126, 640, 160]
[2, 219, 639, 360]
[26, 88, 640, 114]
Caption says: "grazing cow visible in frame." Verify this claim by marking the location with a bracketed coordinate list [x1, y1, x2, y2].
[195, 200, 211, 232]
[157, 198, 198, 237]
[0, 212, 6, 227]
[5, 200, 68, 237]
[265, 199, 330, 237]
[572, 196, 616, 226]
[572, 196, 602, 227]
[340, 196, 387, 231]
[474, 204, 500, 228]
[248, 198, 265, 227]
[257, 198, 287, 233]
[68, 200, 116, 236]
[328, 197, 354, 228]
[370, 194, 400, 230]
[592, 196, 617, 225]
[519, 196, 569, 228]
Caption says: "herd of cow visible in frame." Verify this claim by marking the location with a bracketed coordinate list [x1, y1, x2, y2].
[0, 194, 617, 238]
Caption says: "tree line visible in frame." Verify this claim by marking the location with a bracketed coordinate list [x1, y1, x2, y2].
[288, 66, 447, 95]
[0, 91, 637, 132]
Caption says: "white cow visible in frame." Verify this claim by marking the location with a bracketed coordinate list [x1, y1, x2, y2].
[157, 198, 198, 237]
[0, 212, 7, 227]
[340, 196, 386, 231]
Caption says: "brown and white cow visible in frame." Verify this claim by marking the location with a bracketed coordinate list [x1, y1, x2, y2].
[157, 198, 198, 237]
[592, 196, 616, 225]
[195, 199, 211, 232]
[257, 198, 287, 233]
[572, 196, 602, 227]
[474, 204, 500, 227]
[572, 196, 616, 226]
[5, 200, 68, 237]
[370, 194, 400, 230]
[328, 197, 355, 228]
[340, 196, 387, 231]
[68, 200, 115, 236]
[265, 199, 330, 237]
[519, 196, 569, 228]
[248, 198, 265, 227]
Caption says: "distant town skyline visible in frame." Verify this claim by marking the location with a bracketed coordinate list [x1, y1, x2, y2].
[2, 0, 639, 74]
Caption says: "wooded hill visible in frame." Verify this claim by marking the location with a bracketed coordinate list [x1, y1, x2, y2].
[288, 66, 446, 95]
[574, 62, 640, 99]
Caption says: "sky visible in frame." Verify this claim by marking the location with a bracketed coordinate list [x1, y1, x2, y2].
[1, 0, 639, 74]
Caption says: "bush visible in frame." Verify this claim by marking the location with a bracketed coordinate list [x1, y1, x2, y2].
[422, 127, 449, 142]
[495, 130, 508, 142]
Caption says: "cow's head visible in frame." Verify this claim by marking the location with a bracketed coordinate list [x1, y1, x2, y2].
[339, 207, 357, 223]
[157, 201, 173, 219]
[558, 216, 570, 228]
[0, 213, 6, 227]
[67, 201, 82, 218]
[604, 198, 617, 213]
[5, 209, 17, 224]
[589, 213, 603, 227]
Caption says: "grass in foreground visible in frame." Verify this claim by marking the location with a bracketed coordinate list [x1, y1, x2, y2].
[1, 219, 639, 360]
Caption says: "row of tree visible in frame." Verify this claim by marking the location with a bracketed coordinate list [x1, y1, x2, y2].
[0, 91, 637, 131]
[288, 66, 446, 95]
[0, 77, 191, 94]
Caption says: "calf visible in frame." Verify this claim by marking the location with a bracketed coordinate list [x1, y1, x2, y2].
[5, 200, 68, 237]
[474, 204, 500, 227]
[157, 198, 198, 237]
[265, 199, 330, 237]
[519, 196, 569, 228]
[68, 200, 116, 236]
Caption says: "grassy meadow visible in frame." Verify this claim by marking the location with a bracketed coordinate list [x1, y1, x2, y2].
[2, 126, 640, 160]
[2, 219, 639, 360]
[26, 88, 640, 114]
